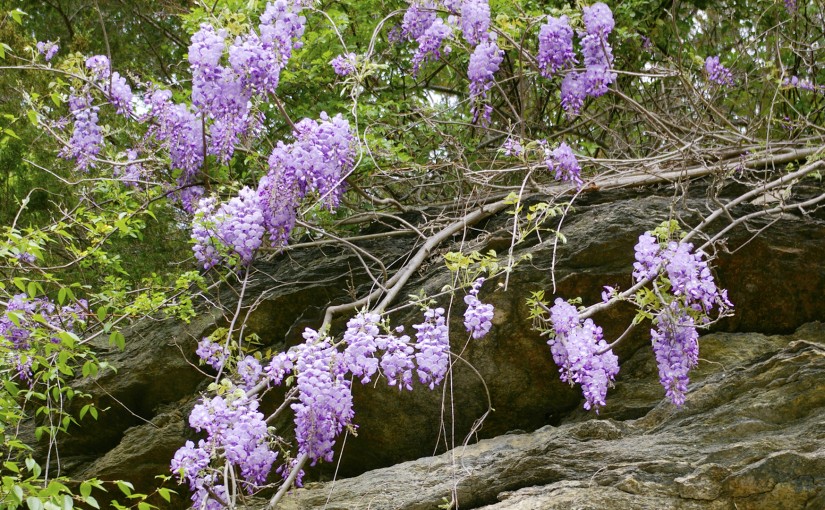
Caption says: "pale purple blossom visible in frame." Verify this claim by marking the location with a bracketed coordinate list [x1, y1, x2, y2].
[60, 93, 102, 171]
[651, 306, 699, 407]
[468, 38, 503, 123]
[401, 2, 437, 40]
[463, 278, 494, 339]
[560, 71, 587, 116]
[191, 187, 266, 270]
[412, 18, 453, 75]
[258, 113, 355, 247]
[85, 55, 110, 80]
[342, 312, 381, 383]
[291, 329, 354, 465]
[413, 307, 450, 389]
[705, 56, 735, 87]
[460, 0, 490, 47]
[545, 142, 583, 187]
[36, 41, 58, 61]
[537, 15, 576, 77]
[379, 332, 415, 390]
[330, 52, 357, 76]
[502, 137, 523, 156]
[582, 2, 615, 36]
[548, 298, 619, 411]
[196, 338, 229, 371]
[237, 356, 263, 389]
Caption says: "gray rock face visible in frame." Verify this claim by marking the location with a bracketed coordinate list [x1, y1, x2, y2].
[46, 188, 825, 507]
[265, 323, 825, 510]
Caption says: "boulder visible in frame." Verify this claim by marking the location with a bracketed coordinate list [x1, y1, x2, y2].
[260, 323, 825, 510]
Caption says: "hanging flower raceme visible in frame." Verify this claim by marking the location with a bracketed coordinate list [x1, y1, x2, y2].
[547, 299, 619, 411]
[631, 232, 732, 406]
[258, 113, 355, 247]
[412, 18, 453, 76]
[468, 37, 504, 124]
[460, 0, 490, 47]
[464, 278, 494, 339]
[705, 56, 735, 87]
[291, 329, 355, 465]
[544, 141, 583, 187]
[191, 187, 266, 270]
[60, 92, 103, 172]
[537, 15, 576, 78]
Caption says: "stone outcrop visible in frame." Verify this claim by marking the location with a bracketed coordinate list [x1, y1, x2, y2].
[42, 186, 825, 507]
[262, 323, 825, 509]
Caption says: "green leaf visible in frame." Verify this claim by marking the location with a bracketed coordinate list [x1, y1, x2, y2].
[109, 331, 125, 350]
[13, 484, 24, 502]
[4, 461, 20, 473]
[27, 110, 38, 126]
[157, 488, 173, 503]
[58, 288, 67, 305]
[11, 8, 27, 24]
[26, 497, 44, 510]
[58, 331, 78, 348]
[79, 481, 91, 498]
[13, 277, 27, 292]
[115, 481, 133, 497]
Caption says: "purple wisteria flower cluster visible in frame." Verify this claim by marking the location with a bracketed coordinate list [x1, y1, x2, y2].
[172, 390, 278, 508]
[411, 18, 453, 76]
[186, 1, 305, 164]
[501, 137, 524, 156]
[468, 38, 504, 124]
[55, 1, 307, 195]
[632, 232, 732, 406]
[544, 141, 583, 187]
[342, 312, 382, 383]
[291, 331, 354, 465]
[60, 93, 103, 172]
[398, 0, 501, 122]
[190, 111, 354, 270]
[36, 40, 58, 61]
[191, 187, 266, 270]
[537, 3, 617, 117]
[0, 294, 88, 384]
[547, 298, 619, 411]
[61, 55, 135, 170]
[460, 0, 491, 47]
[464, 278, 494, 339]
[330, 52, 357, 76]
[196, 337, 230, 372]
[704, 56, 735, 87]
[783, 75, 822, 93]
[413, 307, 451, 389]
[178, 292, 496, 499]
[257, 112, 355, 247]
[401, 2, 438, 40]
[400, 2, 454, 77]
[537, 15, 576, 78]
